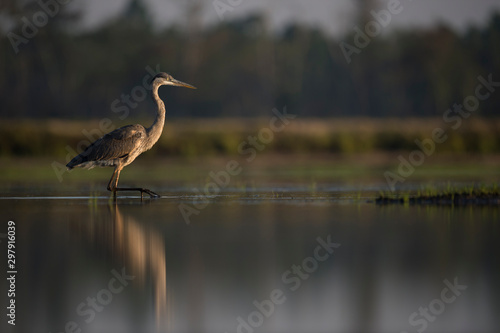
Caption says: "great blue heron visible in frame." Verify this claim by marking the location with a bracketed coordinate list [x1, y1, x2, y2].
[66, 72, 196, 198]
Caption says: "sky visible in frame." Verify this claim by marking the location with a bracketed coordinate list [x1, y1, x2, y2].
[76, 0, 500, 36]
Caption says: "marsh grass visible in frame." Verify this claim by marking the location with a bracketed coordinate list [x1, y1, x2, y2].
[1, 117, 499, 191]
[2, 117, 500, 157]
[376, 183, 500, 206]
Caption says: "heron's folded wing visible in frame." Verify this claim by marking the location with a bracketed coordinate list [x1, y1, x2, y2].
[67, 125, 145, 167]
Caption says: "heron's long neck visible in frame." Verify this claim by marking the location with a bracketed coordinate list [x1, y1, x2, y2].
[145, 83, 166, 150]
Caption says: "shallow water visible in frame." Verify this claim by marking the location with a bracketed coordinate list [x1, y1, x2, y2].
[0, 186, 499, 333]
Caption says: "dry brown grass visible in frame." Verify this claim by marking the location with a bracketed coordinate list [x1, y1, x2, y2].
[1, 117, 500, 157]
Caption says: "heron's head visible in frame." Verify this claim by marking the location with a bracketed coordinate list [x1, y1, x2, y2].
[151, 72, 196, 89]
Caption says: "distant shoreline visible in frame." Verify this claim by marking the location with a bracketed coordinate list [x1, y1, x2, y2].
[1, 117, 499, 158]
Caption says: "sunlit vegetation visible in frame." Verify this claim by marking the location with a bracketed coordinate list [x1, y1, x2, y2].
[1, 118, 499, 157]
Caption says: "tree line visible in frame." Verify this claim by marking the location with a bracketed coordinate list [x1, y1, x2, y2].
[1, 0, 499, 119]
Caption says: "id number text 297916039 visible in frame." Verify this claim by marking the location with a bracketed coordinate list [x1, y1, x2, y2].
[6, 221, 17, 326]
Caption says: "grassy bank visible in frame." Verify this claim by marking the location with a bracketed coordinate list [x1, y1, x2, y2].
[376, 185, 500, 205]
[1, 117, 500, 157]
[1, 153, 499, 187]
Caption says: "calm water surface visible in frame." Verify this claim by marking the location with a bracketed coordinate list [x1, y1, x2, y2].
[0, 188, 499, 333]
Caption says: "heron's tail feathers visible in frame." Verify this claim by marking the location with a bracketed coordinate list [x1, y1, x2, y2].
[66, 153, 90, 169]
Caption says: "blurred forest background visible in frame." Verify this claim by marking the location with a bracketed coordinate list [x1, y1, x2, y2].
[1, 0, 500, 158]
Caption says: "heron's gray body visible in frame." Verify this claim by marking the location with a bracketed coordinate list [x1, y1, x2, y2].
[67, 124, 147, 169]
[66, 72, 195, 198]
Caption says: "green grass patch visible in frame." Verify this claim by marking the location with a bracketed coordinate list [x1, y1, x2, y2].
[376, 184, 500, 206]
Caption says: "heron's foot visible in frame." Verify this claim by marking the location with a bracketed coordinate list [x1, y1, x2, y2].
[141, 188, 161, 199]
[110, 187, 161, 199]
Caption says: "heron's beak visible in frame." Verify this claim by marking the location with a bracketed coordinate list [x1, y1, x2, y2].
[170, 78, 197, 89]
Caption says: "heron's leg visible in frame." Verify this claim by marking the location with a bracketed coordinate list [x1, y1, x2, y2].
[108, 167, 160, 199]
[113, 168, 121, 190]
[107, 168, 120, 198]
